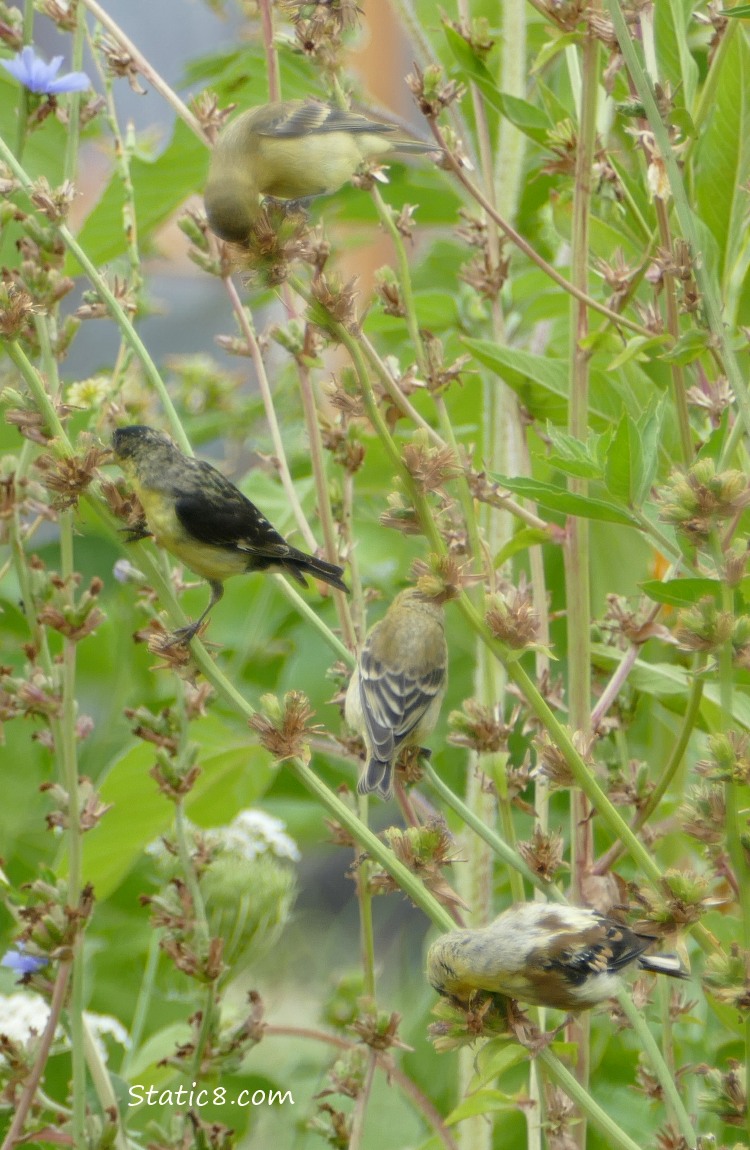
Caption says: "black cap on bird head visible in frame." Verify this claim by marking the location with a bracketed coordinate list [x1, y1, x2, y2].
[112, 425, 173, 460]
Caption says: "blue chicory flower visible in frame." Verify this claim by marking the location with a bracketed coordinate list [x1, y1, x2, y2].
[1, 947, 49, 975]
[1, 45, 90, 95]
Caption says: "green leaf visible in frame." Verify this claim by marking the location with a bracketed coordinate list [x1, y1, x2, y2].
[80, 718, 274, 898]
[442, 24, 552, 145]
[634, 396, 665, 503]
[660, 328, 712, 365]
[69, 119, 208, 271]
[464, 341, 641, 430]
[693, 28, 750, 291]
[591, 646, 750, 730]
[604, 412, 642, 507]
[546, 423, 607, 480]
[725, 4, 750, 15]
[640, 577, 727, 607]
[445, 1089, 518, 1124]
[494, 527, 551, 567]
[532, 32, 582, 76]
[470, 1037, 531, 1089]
[655, 0, 700, 110]
[606, 336, 666, 372]
[485, 91, 552, 143]
[489, 475, 640, 526]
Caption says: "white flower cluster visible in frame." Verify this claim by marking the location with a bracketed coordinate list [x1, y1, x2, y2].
[0, 992, 128, 1058]
[207, 810, 301, 863]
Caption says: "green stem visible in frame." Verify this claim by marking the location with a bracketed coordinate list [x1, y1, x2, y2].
[175, 799, 209, 941]
[89, 30, 143, 291]
[82, 1019, 128, 1150]
[604, 0, 750, 456]
[358, 333, 447, 447]
[0, 136, 189, 454]
[653, 196, 692, 464]
[565, 23, 600, 1131]
[615, 990, 696, 1146]
[429, 121, 653, 339]
[357, 798, 377, 1000]
[58, 510, 86, 1147]
[222, 275, 319, 552]
[370, 184, 427, 373]
[121, 931, 160, 1075]
[291, 761, 456, 931]
[294, 358, 357, 650]
[63, 5, 86, 184]
[273, 576, 353, 665]
[594, 664, 705, 875]
[423, 763, 564, 900]
[368, 185, 484, 566]
[5, 341, 70, 447]
[0, 963, 72, 1150]
[711, 531, 750, 1143]
[536, 1048, 647, 1150]
[78, 0, 206, 140]
[14, 0, 34, 160]
[184, 984, 217, 1137]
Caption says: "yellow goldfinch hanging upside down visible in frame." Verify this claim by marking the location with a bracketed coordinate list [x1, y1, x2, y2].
[112, 425, 347, 644]
[427, 903, 687, 1012]
[204, 99, 442, 244]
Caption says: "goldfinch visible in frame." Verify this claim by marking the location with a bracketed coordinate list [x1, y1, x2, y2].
[427, 902, 687, 1011]
[112, 425, 347, 643]
[345, 588, 447, 799]
[204, 99, 441, 244]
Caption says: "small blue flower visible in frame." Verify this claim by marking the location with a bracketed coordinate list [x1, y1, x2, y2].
[1, 947, 49, 975]
[1, 45, 90, 95]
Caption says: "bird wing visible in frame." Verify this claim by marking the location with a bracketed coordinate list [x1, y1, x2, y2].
[257, 100, 396, 139]
[544, 917, 649, 984]
[174, 463, 293, 560]
[358, 646, 444, 762]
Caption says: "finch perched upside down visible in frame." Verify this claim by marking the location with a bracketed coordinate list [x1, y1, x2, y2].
[204, 99, 442, 244]
[427, 903, 687, 1012]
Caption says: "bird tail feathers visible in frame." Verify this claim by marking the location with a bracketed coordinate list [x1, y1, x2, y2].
[638, 954, 688, 979]
[357, 758, 393, 800]
[391, 138, 442, 155]
[291, 553, 348, 593]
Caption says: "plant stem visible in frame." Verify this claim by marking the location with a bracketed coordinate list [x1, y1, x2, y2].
[424, 763, 564, 900]
[0, 963, 72, 1150]
[536, 1047, 648, 1150]
[59, 510, 86, 1148]
[604, 0, 750, 454]
[78, 0, 206, 139]
[291, 760, 456, 931]
[615, 990, 696, 1146]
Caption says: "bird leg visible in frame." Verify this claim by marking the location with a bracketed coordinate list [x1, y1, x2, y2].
[396, 745, 432, 790]
[121, 520, 153, 543]
[263, 194, 314, 218]
[504, 998, 567, 1054]
[164, 580, 224, 647]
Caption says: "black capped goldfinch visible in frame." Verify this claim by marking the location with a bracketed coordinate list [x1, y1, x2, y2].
[112, 425, 347, 643]
[345, 589, 447, 799]
[427, 903, 687, 1012]
[204, 99, 441, 244]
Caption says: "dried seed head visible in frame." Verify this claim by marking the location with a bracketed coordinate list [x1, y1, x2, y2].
[485, 583, 540, 649]
[517, 825, 565, 882]
[249, 691, 320, 763]
[406, 63, 465, 119]
[96, 32, 146, 93]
